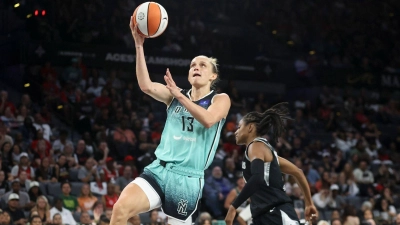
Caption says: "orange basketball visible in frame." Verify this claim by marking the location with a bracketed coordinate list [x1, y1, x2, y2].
[132, 2, 168, 38]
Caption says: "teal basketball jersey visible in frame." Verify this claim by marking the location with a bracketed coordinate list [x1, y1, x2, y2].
[155, 89, 225, 171]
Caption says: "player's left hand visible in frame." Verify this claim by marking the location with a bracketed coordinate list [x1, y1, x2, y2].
[225, 205, 237, 225]
[305, 204, 318, 223]
[164, 68, 182, 98]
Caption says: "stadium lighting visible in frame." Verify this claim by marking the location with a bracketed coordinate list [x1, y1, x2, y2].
[287, 40, 294, 46]
[57, 105, 63, 109]
[26, 14, 32, 18]
[272, 30, 277, 35]
[34, 10, 39, 16]
[14, 3, 20, 8]
[24, 83, 30, 87]
[42, 10, 46, 16]
[309, 50, 316, 55]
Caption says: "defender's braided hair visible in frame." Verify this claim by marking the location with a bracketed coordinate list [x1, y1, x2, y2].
[242, 102, 291, 142]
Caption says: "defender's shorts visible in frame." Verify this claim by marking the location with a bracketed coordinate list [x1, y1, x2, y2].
[133, 159, 204, 225]
[252, 203, 300, 225]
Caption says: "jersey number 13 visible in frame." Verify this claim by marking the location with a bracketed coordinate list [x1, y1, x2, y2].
[181, 116, 194, 132]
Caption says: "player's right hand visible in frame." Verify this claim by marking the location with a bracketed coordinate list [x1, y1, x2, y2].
[305, 204, 318, 223]
[130, 17, 145, 47]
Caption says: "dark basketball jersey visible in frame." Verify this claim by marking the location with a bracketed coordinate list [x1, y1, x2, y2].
[242, 137, 292, 218]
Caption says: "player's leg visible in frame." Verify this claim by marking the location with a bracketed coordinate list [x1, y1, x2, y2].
[238, 205, 251, 225]
[111, 178, 162, 224]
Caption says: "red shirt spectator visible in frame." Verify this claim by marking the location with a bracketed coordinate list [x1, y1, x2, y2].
[101, 157, 119, 183]
[0, 91, 16, 115]
[94, 89, 111, 108]
[102, 184, 118, 209]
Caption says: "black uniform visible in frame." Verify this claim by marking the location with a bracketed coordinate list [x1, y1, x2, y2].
[242, 137, 299, 225]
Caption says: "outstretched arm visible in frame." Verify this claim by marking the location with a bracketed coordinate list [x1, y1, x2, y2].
[225, 142, 271, 225]
[164, 70, 231, 128]
[130, 19, 173, 105]
[278, 156, 318, 221]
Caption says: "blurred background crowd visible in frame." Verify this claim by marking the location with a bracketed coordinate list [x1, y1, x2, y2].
[1, 0, 400, 225]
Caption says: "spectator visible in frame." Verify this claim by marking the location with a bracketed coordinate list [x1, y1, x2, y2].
[35, 157, 58, 183]
[204, 166, 233, 219]
[78, 157, 99, 183]
[50, 197, 77, 225]
[30, 195, 51, 224]
[15, 171, 31, 192]
[52, 130, 73, 154]
[0, 127, 13, 148]
[10, 152, 35, 180]
[75, 140, 90, 166]
[56, 154, 70, 182]
[63, 143, 78, 168]
[94, 89, 111, 109]
[127, 215, 141, 225]
[3, 193, 26, 225]
[94, 141, 109, 165]
[29, 215, 43, 225]
[10, 145, 22, 167]
[222, 157, 240, 184]
[77, 183, 97, 213]
[62, 58, 82, 85]
[102, 183, 118, 210]
[0, 142, 12, 169]
[91, 201, 104, 224]
[0, 91, 16, 116]
[374, 199, 396, 222]
[32, 113, 52, 142]
[100, 157, 119, 183]
[302, 160, 320, 187]
[148, 209, 163, 225]
[0, 171, 10, 194]
[80, 211, 93, 224]
[32, 140, 52, 163]
[27, 181, 43, 204]
[341, 205, 360, 225]
[19, 117, 37, 145]
[60, 182, 80, 212]
[86, 77, 103, 98]
[115, 165, 133, 194]
[224, 177, 248, 218]
[30, 130, 52, 158]
[353, 160, 374, 197]
[52, 213, 63, 225]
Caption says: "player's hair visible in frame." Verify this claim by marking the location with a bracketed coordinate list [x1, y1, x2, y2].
[209, 57, 220, 89]
[242, 102, 291, 142]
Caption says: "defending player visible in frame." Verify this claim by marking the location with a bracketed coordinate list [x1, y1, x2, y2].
[225, 103, 318, 225]
[110, 19, 231, 225]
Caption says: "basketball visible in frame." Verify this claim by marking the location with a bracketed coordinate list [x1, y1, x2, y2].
[132, 2, 168, 38]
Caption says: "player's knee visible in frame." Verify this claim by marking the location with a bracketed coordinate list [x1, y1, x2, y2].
[113, 199, 135, 217]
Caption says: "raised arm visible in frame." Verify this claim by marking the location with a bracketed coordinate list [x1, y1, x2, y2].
[130, 19, 173, 105]
[164, 70, 231, 128]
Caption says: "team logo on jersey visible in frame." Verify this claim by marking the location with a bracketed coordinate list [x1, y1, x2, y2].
[177, 199, 188, 216]
[242, 162, 246, 169]
[199, 100, 210, 107]
[173, 135, 182, 140]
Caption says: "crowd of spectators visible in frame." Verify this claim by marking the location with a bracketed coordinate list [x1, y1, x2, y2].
[0, 55, 399, 225]
[1, 0, 400, 225]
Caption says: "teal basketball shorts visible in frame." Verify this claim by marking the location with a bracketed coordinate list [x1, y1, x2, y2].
[134, 159, 204, 224]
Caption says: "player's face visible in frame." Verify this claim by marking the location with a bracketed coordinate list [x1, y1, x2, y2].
[188, 56, 216, 88]
[235, 119, 247, 145]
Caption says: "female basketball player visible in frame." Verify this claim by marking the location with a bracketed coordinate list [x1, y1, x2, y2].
[225, 103, 318, 225]
[110, 19, 231, 225]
